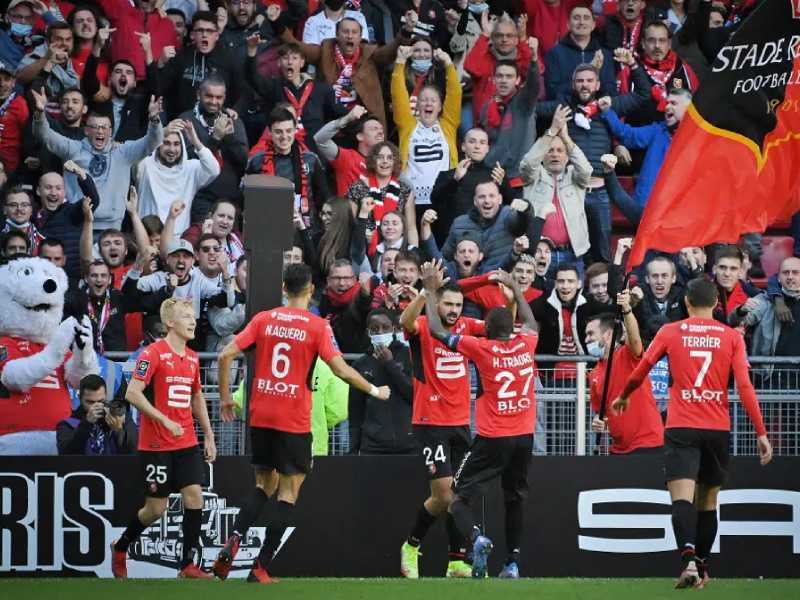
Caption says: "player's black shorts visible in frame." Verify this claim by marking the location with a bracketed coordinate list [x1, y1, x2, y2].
[140, 445, 205, 498]
[664, 428, 730, 486]
[413, 425, 471, 480]
[612, 445, 664, 456]
[251, 426, 313, 475]
[453, 434, 533, 502]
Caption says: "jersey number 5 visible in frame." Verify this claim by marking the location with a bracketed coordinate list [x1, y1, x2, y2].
[167, 384, 192, 408]
[435, 356, 466, 379]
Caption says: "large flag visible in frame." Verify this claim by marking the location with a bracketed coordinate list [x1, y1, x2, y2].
[628, 0, 800, 268]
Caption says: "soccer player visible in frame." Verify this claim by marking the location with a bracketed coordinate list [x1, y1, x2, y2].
[212, 263, 390, 583]
[111, 298, 217, 579]
[586, 290, 664, 454]
[423, 263, 540, 579]
[397, 260, 486, 579]
[613, 278, 772, 588]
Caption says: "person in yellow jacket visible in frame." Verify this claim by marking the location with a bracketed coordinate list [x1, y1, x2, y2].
[392, 45, 462, 220]
[231, 359, 348, 456]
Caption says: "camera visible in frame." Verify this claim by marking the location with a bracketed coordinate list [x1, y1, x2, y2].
[104, 399, 127, 418]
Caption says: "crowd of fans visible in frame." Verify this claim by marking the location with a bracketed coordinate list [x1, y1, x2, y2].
[1, 0, 797, 456]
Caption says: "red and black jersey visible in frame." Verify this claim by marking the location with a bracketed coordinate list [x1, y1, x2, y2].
[235, 307, 341, 433]
[133, 338, 201, 451]
[407, 316, 484, 426]
[629, 317, 767, 436]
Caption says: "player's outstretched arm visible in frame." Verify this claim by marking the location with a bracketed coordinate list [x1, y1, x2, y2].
[618, 290, 643, 358]
[731, 337, 772, 465]
[399, 290, 426, 335]
[217, 340, 244, 422]
[490, 270, 539, 333]
[192, 390, 216, 463]
[326, 355, 391, 401]
[420, 259, 449, 341]
[126, 378, 185, 437]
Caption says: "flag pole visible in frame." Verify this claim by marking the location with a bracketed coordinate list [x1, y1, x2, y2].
[593, 272, 631, 454]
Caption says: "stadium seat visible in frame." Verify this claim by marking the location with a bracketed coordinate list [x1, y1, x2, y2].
[761, 236, 794, 279]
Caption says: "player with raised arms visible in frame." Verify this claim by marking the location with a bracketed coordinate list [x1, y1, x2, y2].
[613, 278, 772, 589]
[422, 262, 540, 579]
[111, 297, 217, 579]
[398, 259, 485, 578]
[212, 263, 390, 583]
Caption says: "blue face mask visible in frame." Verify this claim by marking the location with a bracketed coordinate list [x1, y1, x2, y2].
[468, 2, 489, 14]
[411, 58, 432, 73]
[10, 22, 33, 37]
[370, 332, 394, 348]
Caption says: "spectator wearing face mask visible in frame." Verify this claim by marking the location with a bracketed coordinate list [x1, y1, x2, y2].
[586, 292, 664, 455]
[348, 308, 415, 455]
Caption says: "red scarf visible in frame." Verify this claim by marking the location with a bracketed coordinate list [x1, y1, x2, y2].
[326, 282, 361, 308]
[360, 174, 402, 257]
[578, 100, 600, 119]
[334, 44, 361, 106]
[721, 281, 749, 317]
[616, 17, 643, 94]
[643, 51, 678, 112]
[485, 91, 516, 129]
[283, 81, 315, 130]
[260, 138, 311, 226]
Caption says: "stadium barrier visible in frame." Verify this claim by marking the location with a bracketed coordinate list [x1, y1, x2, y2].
[1, 455, 798, 578]
[105, 353, 800, 457]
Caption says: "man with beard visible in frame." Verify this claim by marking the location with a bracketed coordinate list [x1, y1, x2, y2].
[246, 108, 329, 231]
[179, 75, 248, 221]
[601, 87, 691, 212]
[398, 263, 485, 579]
[544, 5, 616, 101]
[430, 127, 514, 245]
[2, 186, 44, 255]
[159, 11, 245, 119]
[32, 87, 163, 231]
[136, 119, 220, 236]
[302, 0, 369, 45]
[626, 21, 697, 125]
[0, 60, 29, 179]
[82, 31, 159, 142]
[128, 238, 236, 322]
[271, 9, 414, 130]
[35, 165, 99, 279]
[314, 104, 384, 194]
[537, 58, 651, 264]
[24, 87, 86, 175]
[247, 39, 345, 156]
[96, 0, 178, 84]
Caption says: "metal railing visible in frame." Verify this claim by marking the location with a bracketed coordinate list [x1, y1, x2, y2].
[105, 352, 800, 457]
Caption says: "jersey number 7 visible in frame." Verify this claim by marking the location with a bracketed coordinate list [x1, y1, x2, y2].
[689, 350, 712, 388]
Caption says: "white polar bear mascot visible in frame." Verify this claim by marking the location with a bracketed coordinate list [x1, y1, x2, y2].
[0, 257, 99, 455]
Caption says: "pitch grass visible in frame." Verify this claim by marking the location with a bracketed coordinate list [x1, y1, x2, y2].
[2, 578, 799, 600]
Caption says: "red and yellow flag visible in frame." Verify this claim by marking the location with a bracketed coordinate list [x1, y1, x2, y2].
[629, 0, 800, 267]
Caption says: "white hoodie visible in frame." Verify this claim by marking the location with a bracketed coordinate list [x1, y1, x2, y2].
[136, 134, 220, 235]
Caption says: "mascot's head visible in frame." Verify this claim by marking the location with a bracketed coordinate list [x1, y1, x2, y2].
[0, 257, 68, 344]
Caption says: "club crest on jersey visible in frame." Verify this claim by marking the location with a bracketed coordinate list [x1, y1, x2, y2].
[136, 360, 150, 378]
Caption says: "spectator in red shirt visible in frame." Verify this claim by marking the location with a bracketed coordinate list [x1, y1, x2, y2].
[67, 5, 109, 93]
[315, 104, 385, 195]
[95, 0, 177, 82]
[588, 291, 664, 455]
[0, 61, 30, 177]
[463, 13, 531, 120]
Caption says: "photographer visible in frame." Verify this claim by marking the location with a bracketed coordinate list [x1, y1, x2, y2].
[57, 375, 138, 455]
